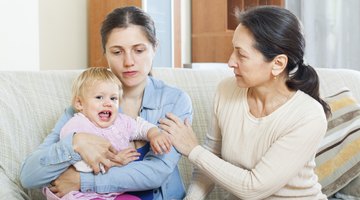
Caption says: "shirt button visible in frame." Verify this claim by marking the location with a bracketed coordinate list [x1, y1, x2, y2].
[68, 155, 72, 159]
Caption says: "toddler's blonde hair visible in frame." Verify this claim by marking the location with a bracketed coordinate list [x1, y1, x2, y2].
[71, 67, 122, 111]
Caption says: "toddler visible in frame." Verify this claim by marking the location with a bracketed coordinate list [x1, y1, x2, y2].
[43, 67, 171, 200]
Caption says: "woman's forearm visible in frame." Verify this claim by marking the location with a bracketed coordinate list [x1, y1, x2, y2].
[20, 132, 81, 188]
[80, 146, 181, 193]
[20, 107, 78, 188]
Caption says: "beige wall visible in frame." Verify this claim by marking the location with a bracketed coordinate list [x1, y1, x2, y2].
[0, 0, 39, 71]
[39, 0, 87, 70]
[181, 0, 191, 65]
[1, 1, 189, 71]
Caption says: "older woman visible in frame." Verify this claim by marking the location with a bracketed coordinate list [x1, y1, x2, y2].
[160, 6, 330, 200]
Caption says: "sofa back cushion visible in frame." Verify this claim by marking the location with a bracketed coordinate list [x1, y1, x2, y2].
[0, 70, 81, 198]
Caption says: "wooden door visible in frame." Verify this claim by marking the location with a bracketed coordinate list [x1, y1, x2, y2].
[191, 0, 284, 63]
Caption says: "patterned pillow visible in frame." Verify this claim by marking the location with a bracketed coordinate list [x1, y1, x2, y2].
[315, 88, 360, 196]
[338, 176, 360, 197]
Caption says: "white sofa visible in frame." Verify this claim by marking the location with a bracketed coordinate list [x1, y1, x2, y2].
[0, 67, 359, 199]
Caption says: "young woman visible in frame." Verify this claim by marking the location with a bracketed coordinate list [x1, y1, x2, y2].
[160, 6, 331, 200]
[20, 6, 192, 200]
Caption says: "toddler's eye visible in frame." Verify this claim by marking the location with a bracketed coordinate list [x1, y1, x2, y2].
[96, 96, 103, 100]
[111, 97, 118, 101]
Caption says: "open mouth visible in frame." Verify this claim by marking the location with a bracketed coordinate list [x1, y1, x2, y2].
[99, 111, 112, 121]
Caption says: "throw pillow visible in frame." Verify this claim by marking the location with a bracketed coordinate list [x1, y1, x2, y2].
[315, 88, 360, 196]
[338, 175, 360, 197]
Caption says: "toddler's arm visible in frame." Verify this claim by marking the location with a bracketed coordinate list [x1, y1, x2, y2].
[148, 128, 172, 154]
[131, 115, 172, 154]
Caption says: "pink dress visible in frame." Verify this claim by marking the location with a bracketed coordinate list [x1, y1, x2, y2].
[43, 113, 156, 200]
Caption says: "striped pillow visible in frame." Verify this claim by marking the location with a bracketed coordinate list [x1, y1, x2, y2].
[315, 88, 360, 196]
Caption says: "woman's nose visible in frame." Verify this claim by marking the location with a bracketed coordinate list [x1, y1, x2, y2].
[228, 53, 237, 69]
[124, 52, 135, 67]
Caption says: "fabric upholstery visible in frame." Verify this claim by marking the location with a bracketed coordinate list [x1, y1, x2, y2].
[339, 176, 360, 197]
[0, 71, 80, 200]
[315, 88, 360, 196]
[0, 67, 359, 199]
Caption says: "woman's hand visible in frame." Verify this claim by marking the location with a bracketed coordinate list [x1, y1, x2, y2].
[72, 132, 118, 174]
[49, 166, 80, 198]
[112, 147, 141, 166]
[159, 113, 199, 156]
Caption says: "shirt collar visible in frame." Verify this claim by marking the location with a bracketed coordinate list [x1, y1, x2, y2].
[141, 76, 158, 110]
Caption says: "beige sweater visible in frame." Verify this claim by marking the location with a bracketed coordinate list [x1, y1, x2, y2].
[185, 77, 328, 200]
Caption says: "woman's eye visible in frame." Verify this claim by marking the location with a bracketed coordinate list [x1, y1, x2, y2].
[134, 48, 145, 54]
[112, 49, 123, 55]
[236, 52, 246, 59]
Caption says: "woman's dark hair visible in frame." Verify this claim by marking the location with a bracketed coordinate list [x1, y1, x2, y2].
[100, 6, 158, 53]
[236, 6, 331, 117]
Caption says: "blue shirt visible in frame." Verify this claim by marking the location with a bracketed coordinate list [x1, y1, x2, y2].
[20, 76, 193, 200]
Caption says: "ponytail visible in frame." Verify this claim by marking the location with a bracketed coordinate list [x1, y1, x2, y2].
[236, 6, 331, 117]
[286, 63, 331, 118]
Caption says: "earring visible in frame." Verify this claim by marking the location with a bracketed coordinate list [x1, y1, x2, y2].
[273, 75, 277, 80]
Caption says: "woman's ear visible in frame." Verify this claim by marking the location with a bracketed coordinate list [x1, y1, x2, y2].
[74, 96, 83, 111]
[271, 54, 288, 77]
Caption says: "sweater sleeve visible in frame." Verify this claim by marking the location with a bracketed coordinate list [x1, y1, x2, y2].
[130, 116, 157, 141]
[59, 114, 83, 139]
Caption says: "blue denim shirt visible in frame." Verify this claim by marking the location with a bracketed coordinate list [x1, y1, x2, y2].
[20, 76, 193, 200]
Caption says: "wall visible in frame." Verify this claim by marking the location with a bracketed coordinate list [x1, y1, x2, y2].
[0, 1, 189, 71]
[39, 0, 87, 70]
[0, 0, 39, 71]
[181, 0, 191, 65]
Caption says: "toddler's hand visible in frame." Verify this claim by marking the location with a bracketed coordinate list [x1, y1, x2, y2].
[112, 147, 140, 166]
[149, 129, 172, 154]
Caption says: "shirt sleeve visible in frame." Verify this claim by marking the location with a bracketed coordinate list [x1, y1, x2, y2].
[19, 107, 82, 189]
[80, 91, 193, 193]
